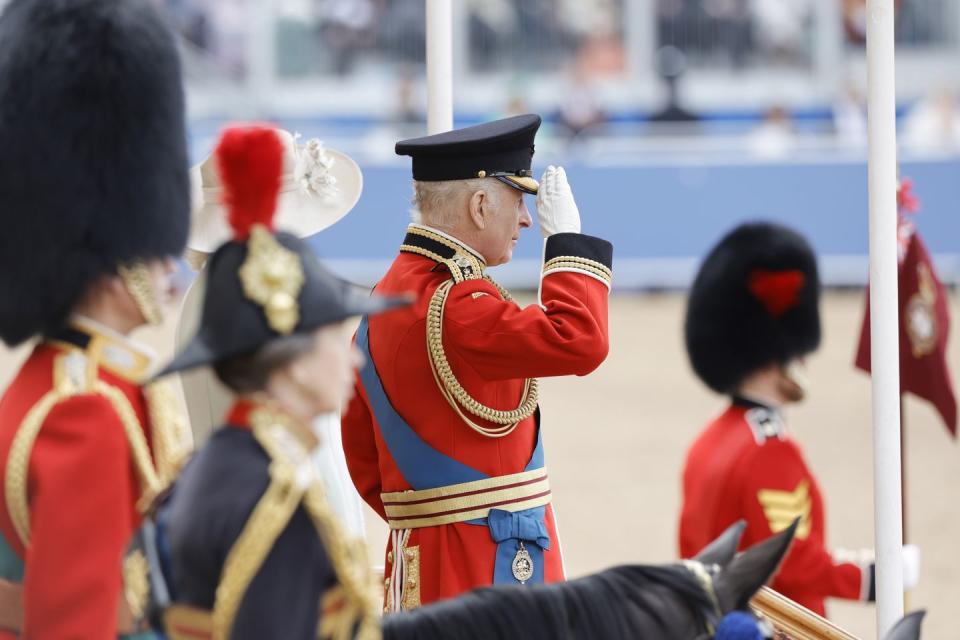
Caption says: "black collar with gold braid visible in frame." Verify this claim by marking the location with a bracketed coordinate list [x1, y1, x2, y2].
[398, 225, 540, 439]
[400, 225, 486, 283]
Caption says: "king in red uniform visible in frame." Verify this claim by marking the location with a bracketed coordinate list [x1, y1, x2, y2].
[0, 1, 192, 637]
[342, 115, 613, 609]
[678, 222, 911, 617]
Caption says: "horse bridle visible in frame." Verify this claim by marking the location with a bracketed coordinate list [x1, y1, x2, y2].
[681, 560, 725, 637]
[681, 560, 774, 640]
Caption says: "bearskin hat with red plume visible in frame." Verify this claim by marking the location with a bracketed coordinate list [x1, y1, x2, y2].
[0, 0, 189, 346]
[685, 222, 821, 394]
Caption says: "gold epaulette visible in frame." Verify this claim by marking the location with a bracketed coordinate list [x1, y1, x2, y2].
[4, 350, 164, 547]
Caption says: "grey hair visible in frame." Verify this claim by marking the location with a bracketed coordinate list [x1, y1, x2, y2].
[410, 178, 501, 230]
[212, 333, 316, 394]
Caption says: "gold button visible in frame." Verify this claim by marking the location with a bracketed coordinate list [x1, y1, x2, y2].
[405, 549, 415, 560]
[385, 577, 391, 587]
[387, 551, 394, 563]
[408, 578, 417, 587]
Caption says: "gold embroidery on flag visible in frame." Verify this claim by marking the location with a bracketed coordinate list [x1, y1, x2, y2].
[905, 262, 938, 358]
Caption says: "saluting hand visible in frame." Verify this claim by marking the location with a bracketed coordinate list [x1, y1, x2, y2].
[535, 166, 581, 238]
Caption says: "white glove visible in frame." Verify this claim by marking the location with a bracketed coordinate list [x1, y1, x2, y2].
[902, 544, 920, 590]
[535, 165, 581, 238]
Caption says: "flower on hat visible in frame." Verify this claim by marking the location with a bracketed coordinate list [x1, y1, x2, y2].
[294, 135, 338, 200]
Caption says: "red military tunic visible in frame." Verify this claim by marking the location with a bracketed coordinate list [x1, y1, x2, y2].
[0, 318, 187, 639]
[678, 399, 868, 616]
[342, 224, 612, 607]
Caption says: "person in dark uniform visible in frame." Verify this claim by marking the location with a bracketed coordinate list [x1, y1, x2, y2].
[678, 222, 918, 617]
[154, 125, 409, 640]
[0, 1, 191, 637]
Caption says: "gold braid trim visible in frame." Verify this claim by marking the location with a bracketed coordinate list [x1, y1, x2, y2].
[93, 381, 163, 513]
[407, 227, 487, 267]
[118, 262, 163, 326]
[5, 390, 68, 547]
[542, 256, 612, 285]
[543, 256, 612, 279]
[303, 486, 381, 640]
[247, 410, 380, 640]
[425, 277, 539, 438]
[144, 381, 194, 488]
[5, 358, 163, 546]
[543, 263, 613, 286]
[211, 462, 304, 640]
[400, 244, 446, 265]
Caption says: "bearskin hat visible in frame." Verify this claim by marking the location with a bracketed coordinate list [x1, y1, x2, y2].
[0, 0, 189, 346]
[685, 222, 821, 394]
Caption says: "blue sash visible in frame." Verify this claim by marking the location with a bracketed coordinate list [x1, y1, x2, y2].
[356, 317, 549, 585]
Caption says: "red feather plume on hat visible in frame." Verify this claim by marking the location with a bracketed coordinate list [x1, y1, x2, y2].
[215, 125, 284, 241]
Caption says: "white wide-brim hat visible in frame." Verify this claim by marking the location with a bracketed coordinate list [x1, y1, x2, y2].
[188, 128, 362, 253]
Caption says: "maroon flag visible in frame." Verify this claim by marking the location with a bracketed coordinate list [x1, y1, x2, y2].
[855, 181, 957, 436]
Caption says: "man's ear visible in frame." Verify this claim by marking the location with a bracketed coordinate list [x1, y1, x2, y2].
[468, 190, 486, 230]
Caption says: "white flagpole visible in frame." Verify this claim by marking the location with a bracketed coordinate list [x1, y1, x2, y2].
[866, 0, 905, 635]
[425, 0, 454, 134]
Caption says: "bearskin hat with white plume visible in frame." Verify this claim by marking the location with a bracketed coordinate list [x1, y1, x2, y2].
[0, 0, 189, 345]
[685, 222, 821, 394]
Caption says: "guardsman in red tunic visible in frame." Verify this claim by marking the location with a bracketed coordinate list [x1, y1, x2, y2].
[678, 222, 918, 617]
[0, 1, 192, 637]
[341, 115, 613, 609]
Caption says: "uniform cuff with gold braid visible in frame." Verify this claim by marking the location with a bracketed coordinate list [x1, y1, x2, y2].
[542, 232, 613, 289]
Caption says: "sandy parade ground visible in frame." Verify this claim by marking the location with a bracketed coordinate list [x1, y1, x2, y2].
[1, 290, 957, 638]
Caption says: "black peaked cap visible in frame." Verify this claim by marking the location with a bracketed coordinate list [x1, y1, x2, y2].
[159, 233, 409, 376]
[396, 114, 541, 193]
[0, 0, 190, 345]
[684, 222, 821, 394]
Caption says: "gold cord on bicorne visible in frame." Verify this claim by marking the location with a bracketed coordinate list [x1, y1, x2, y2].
[426, 275, 539, 439]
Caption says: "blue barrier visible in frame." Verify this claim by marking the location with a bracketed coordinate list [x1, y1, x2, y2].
[305, 158, 960, 288]
[187, 125, 959, 288]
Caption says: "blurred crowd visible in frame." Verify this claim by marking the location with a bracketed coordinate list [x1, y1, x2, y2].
[159, 0, 952, 77]
[151, 0, 960, 155]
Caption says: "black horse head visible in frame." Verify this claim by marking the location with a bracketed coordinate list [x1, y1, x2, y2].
[382, 519, 798, 640]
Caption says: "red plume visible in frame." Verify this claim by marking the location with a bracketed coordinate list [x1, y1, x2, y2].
[215, 125, 284, 241]
[748, 269, 806, 318]
[897, 177, 920, 214]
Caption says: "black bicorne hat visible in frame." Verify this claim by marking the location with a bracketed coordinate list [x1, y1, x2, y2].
[0, 0, 190, 346]
[684, 222, 821, 394]
[395, 114, 541, 194]
[159, 126, 408, 377]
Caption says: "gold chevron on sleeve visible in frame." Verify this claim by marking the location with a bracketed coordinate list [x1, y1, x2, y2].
[757, 480, 812, 540]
